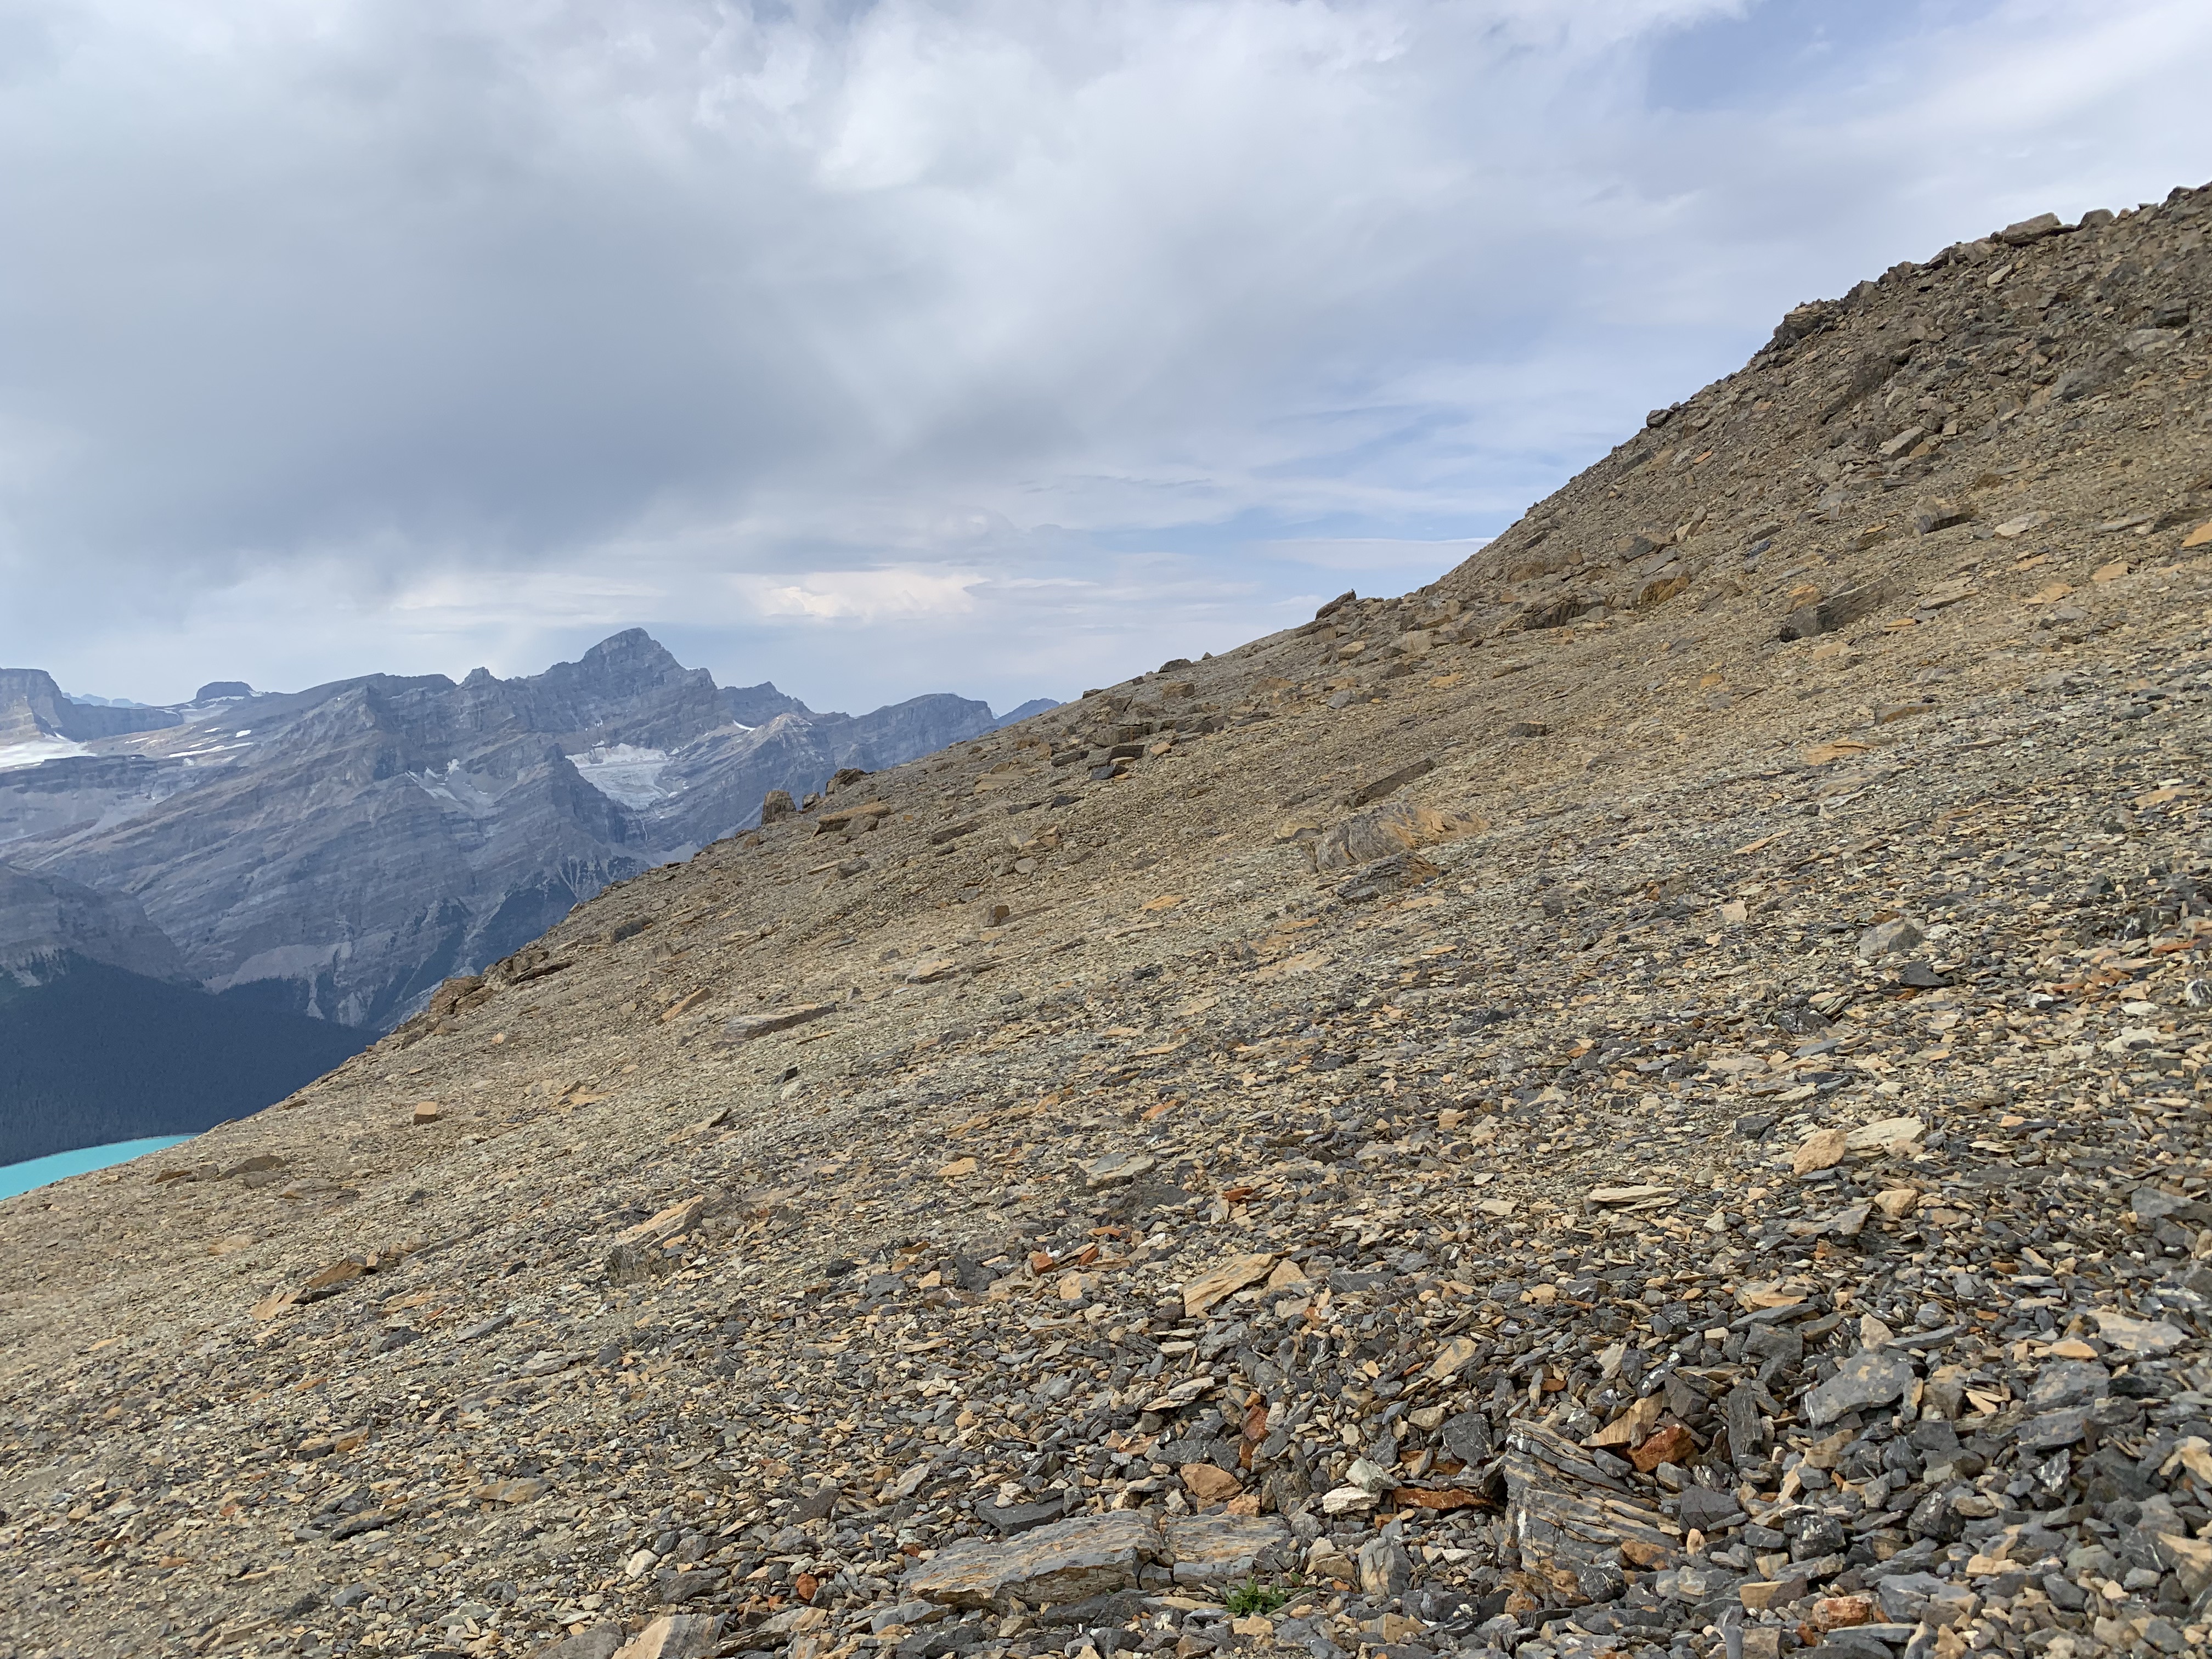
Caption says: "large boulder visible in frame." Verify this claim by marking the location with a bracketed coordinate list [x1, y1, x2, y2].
[1311, 799, 1483, 873]
[907, 1513, 1164, 1609]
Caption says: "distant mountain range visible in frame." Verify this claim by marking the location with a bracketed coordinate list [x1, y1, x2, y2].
[0, 633, 1055, 1163]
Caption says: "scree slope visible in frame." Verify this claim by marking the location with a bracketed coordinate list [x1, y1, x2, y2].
[5, 183, 2212, 1659]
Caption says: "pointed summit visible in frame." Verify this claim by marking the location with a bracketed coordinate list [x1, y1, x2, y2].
[522, 631, 724, 750]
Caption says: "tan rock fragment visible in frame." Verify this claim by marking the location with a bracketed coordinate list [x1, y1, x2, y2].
[1588, 1183, 1673, 1207]
[1586, 1392, 1664, 1450]
[1425, 1335, 1480, 1385]
[815, 800, 892, 830]
[2157, 1531, 2212, 1599]
[1846, 1116, 1925, 1156]
[617, 1196, 706, 1247]
[412, 1101, 441, 1125]
[474, 1477, 550, 1504]
[1263, 1259, 1309, 1291]
[302, 1257, 367, 1293]
[1803, 739, 1872, 765]
[1872, 1187, 1920, 1220]
[1739, 1578, 1809, 1612]
[659, 988, 711, 1022]
[1179, 1463, 1242, 1503]
[1181, 1252, 1275, 1317]
[2160, 1437, 2212, 1483]
[1629, 1423, 1696, 1471]
[1791, 1128, 1848, 1175]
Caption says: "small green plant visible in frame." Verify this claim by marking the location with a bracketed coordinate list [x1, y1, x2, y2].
[1224, 1580, 1293, 1618]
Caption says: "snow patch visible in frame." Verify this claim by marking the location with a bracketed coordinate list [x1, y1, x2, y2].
[167, 741, 254, 761]
[408, 758, 502, 817]
[570, 743, 678, 809]
[0, 736, 91, 772]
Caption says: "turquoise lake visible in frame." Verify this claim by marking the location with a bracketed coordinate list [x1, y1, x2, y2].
[0, 1136, 197, 1200]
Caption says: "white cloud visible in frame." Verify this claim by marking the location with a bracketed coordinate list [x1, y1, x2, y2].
[742, 567, 984, 622]
[1, 0, 2207, 710]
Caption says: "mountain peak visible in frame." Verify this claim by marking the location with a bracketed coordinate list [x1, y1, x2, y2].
[720, 681, 814, 726]
[0, 668, 70, 744]
[576, 628, 677, 669]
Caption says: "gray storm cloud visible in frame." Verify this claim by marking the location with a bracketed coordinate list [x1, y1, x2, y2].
[1, 0, 2207, 710]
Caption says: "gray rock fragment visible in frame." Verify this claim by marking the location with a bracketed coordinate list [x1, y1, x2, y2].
[1801, 1348, 1917, 1427]
[1855, 917, 1925, 960]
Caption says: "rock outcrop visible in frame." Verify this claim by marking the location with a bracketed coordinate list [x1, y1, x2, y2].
[0, 862, 187, 983]
[0, 669, 183, 747]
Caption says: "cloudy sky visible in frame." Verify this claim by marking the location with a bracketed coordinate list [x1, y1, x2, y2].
[2, 0, 2206, 714]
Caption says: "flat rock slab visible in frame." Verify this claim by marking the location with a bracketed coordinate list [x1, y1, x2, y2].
[1845, 1116, 1925, 1155]
[717, 1003, 834, 1043]
[1160, 1514, 1292, 1585]
[1802, 1348, 1917, 1427]
[907, 1513, 1164, 1609]
[1675, 1486, 1746, 1531]
[2095, 1310, 2186, 1355]
[1082, 1151, 1156, 1189]
[1181, 1252, 1275, 1317]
